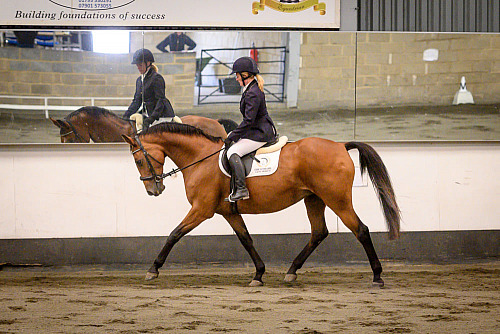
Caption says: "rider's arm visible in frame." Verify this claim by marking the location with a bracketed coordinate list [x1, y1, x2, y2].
[227, 89, 260, 142]
[124, 77, 142, 118]
[184, 35, 197, 50]
[156, 38, 168, 53]
[149, 74, 170, 120]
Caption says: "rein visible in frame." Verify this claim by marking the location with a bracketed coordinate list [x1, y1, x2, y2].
[131, 135, 224, 183]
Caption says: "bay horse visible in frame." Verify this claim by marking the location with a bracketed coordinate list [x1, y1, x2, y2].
[122, 123, 401, 287]
[50, 106, 237, 143]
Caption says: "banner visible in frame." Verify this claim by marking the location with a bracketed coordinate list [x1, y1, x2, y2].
[0, 0, 340, 29]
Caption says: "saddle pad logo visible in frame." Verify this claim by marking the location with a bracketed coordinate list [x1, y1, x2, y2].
[252, 0, 326, 15]
[251, 156, 273, 175]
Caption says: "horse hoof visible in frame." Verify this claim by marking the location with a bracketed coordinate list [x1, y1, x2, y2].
[284, 274, 297, 283]
[249, 279, 263, 287]
[145, 271, 159, 281]
[372, 279, 384, 288]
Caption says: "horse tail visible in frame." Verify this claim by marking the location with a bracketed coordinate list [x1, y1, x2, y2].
[345, 142, 401, 240]
[217, 118, 238, 134]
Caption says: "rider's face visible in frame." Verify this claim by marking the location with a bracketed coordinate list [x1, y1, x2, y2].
[235, 73, 244, 86]
[136, 62, 148, 74]
[235, 73, 252, 87]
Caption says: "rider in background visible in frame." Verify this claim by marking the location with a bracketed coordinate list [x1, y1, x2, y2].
[156, 32, 197, 52]
[124, 48, 175, 132]
[224, 56, 277, 202]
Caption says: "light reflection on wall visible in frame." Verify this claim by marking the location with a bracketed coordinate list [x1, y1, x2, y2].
[92, 30, 130, 54]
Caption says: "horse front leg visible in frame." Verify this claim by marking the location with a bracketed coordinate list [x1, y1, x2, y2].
[223, 214, 266, 286]
[146, 207, 211, 280]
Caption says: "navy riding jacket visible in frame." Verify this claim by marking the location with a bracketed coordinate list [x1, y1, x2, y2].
[227, 79, 276, 143]
[124, 69, 175, 121]
[156, 33, 197, 52]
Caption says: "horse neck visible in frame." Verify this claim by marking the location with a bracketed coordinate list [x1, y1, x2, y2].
[105, 114, 135, 136]
[67, 115, 91, 142]
[84, 113, 135, 141]
[146, 132, 220, 169]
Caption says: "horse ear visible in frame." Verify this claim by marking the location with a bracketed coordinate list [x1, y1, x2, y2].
[121, 134, 135, 146]
[50, 117, 63, 129]
[50, 117, 70, 129]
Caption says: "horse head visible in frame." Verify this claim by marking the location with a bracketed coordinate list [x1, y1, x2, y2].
[122, 134, 166, 197]
[50, 117, 88, 143]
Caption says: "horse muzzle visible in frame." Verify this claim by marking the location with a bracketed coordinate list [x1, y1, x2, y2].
[146, 182, 165, 197]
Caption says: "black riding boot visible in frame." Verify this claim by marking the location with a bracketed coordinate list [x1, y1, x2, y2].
[228, 154, 249, 201]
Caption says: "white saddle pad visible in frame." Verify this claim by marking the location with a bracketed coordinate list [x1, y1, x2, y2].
[219, 149, 282, 178]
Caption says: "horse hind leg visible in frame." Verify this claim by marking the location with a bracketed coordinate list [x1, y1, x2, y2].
[335, 207, 384, 287]
[357, 217, 384, 287]
[285, 194, 329, 282]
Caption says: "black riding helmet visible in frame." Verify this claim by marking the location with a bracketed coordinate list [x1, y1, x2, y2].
[131, 48, 155, 65]
[231, 56, 259, 75]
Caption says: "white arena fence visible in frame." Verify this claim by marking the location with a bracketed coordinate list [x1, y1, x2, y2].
[0, 95, 128, 119]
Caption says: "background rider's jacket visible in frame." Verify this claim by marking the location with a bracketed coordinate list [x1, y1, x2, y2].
[227, 79, 276, 143]
[156, 33, 196, 52]
[124, 69, 174, 121]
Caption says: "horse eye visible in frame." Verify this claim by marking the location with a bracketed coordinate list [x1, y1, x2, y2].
[135, 160, 143, 167]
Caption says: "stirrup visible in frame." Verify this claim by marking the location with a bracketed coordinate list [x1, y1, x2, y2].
[226, 189, 250, 202]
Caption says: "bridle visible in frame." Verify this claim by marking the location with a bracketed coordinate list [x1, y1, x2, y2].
[131, 135, 165, 186]
[60, 119, 87, 143]
[131, 135, 224, 184]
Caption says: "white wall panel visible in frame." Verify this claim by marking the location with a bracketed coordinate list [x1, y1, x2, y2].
[0, 155, 15, 236]
[0, 142, 498, 239]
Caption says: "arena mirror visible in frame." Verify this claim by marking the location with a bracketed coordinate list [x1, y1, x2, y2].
[353, 32, 500, 141]
[0, 29, 135, 143]
[0, 30, 356, 144]
[0, 30, 498, 144]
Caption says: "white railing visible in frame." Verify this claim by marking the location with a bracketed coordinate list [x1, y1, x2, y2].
[0, 95, 129, 118]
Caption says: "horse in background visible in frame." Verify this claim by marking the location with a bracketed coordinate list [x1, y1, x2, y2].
[50, 106, 238, 143]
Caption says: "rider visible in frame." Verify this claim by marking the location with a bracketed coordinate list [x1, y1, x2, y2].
[224, 56, 277, 202]
[124, 48, 175, 132]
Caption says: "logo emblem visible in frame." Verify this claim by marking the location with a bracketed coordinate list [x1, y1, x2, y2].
[256, 157, 269, 167]
[252, 0, 326, 15]
[49, 0, 135, 11]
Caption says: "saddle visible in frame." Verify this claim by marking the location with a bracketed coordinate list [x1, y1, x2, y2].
[131, 113, 182, 132]
[220, 136, 287, 213]
[219, 136, 288, 178]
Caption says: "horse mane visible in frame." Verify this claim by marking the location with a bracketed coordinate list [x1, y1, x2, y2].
[65, 106, 117, 120]
[142, 122, 222, 143]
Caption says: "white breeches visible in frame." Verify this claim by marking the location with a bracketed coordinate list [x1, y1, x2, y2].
[227, 138, 266, 158]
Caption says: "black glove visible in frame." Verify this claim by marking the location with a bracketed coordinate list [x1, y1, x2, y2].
[224, 137, 233, 147]
[143, 117, 154, 131]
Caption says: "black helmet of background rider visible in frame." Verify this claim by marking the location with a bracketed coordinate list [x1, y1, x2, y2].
[231, 56, 259, 80]
[131, 48, 155, 65]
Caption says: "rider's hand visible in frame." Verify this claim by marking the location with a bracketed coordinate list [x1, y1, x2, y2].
[143, 117, 153, 131]
[224, 137, 232, 147]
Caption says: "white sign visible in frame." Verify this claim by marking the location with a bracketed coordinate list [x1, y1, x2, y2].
[423, 48, 439, 62]
[0, 0, 340, 29]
